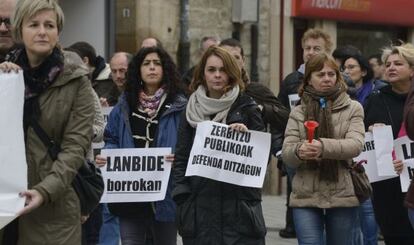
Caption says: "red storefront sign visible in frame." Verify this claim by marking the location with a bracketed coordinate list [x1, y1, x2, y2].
[292, 0, 414, 26]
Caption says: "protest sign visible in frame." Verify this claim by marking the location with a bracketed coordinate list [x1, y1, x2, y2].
[373, 126, 395, 176]
[0, 72, 27, 229]
[353, 132, 396, 183]
[92, 106, 113, 149]
[394, 136, 414, 192]
[185, 121, 271, 188]
[100, 148, 172, 203]
[288, 93, 300, 109]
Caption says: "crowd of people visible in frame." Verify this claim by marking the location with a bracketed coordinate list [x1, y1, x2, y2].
[0, 0, 414, 245]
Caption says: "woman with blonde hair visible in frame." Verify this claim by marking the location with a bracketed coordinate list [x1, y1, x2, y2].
[0, 0, 95, 244]
[172, 46, 266, 244]
[366, 43, 414, 245]
[282, 53, 365, 245]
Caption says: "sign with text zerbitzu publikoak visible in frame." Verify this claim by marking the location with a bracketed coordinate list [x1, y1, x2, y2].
[185, 121, 271, 188]
[100, 148, 172, 202]
[0, 71, 27, 229]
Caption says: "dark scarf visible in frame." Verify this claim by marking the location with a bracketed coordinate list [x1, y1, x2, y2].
[301, 82, 346, 182]
[7, 47, 64, 134]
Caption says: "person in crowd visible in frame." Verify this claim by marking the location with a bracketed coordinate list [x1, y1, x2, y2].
[0, 0, 94, 244]
[277, 28, 333, 239]
[332, 45, 361, 68]
[95, 46, 186, 245]
[0, 0, 15, 61]
[80, 72, 105, 245]
[181, 36, 220, 88]
[67, 41, 119, 106]
[342, 53, 380, 245]
[282, 53, 365, 245]
[172, 46, 266, 244]
[344, 53, 386, 106]
[141, 37, 164, 49]
[369, 53, 386, 81]
[97, 51, 133, 245]
[365, 43, 414, 245]
[109, 51, 132, 93]
[402, 76, 414, 228]
[219, 38, 289, 159]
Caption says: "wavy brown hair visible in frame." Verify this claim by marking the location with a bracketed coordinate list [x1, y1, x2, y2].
[190, 46, 244, 93]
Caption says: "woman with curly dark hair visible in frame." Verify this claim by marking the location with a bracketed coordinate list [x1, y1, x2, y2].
[96, 46, 187, 245]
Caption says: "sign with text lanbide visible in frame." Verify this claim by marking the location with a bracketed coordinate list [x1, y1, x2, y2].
[100, 148, 171, 203]
[185, 121, 271, 188]
[0, 72, 27, 229]
[394, 136, 414, 192]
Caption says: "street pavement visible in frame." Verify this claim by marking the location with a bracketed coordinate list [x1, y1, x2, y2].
[177, 194, 386, 245]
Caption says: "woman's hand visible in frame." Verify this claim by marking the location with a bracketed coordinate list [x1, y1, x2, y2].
[17, 189, 44, 216]
[368, 123, 386, 132]
[165, 154, 175, 167]
[0, 62, 21, 73]
[393, 159, 404, 175]
[229, 123, 248, 132]
[95, 154, 107, 168]
[81, 215, 90, 224]
[297, 140, 322, 160]
[100, 97, 109, 107]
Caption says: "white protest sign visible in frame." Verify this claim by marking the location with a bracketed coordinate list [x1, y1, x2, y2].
[353, 132, 396, 183]
[100, 148, 171, 203]
[394, 136, 414, 192]
[92, 106, 113, 149]
[185, 121, 271, 188]
[373, 126, 395, 176]
[288, 93, 300, 109]
[0, 72, 27, 229]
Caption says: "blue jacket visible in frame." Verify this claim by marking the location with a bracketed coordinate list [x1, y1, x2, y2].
[104, 93, 187, 222]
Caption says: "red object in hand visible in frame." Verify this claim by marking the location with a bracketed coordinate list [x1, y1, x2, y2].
[304, 120, 319, 143]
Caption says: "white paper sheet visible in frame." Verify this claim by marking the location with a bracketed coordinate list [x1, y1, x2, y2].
[373, 126, 395, 176]
[185, 121, 271, 188]
[100, 148, 172, 203]
[0, 72, 27, 229]
[394, 136, 414, 192]
[353, 133, 396, 183]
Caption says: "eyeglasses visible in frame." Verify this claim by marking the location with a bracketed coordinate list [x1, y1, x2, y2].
[0, 17, 11, 28]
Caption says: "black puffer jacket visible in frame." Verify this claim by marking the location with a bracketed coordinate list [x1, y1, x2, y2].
[172, 93, 266, 245]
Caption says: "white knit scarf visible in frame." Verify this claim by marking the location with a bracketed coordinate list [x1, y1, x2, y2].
[186, 85, 240, 128]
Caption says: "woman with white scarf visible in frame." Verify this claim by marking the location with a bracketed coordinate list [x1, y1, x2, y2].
[172, 46, 266, 245]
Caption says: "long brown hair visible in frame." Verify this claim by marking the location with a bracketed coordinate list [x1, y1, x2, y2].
[190, 46, 245, 93]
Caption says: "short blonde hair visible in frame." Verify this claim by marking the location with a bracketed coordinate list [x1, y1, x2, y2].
[382, 43, 414, 67]
[11, 0, 64, 43]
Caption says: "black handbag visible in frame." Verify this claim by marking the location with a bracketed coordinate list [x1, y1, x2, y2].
[31, 119, 104, 215]
[349, 162, 372, 204]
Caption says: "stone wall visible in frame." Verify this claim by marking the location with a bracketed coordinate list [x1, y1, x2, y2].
[133, 0, 272, 87]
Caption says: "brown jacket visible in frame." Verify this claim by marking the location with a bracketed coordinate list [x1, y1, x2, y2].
[282, 92, 365, 208]
[18, 51, 94, 245]
[404, 84, 414, 208]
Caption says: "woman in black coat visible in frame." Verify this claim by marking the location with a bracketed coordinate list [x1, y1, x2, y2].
[365, 43, 414, 245]
[172, 46, 266, 245]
